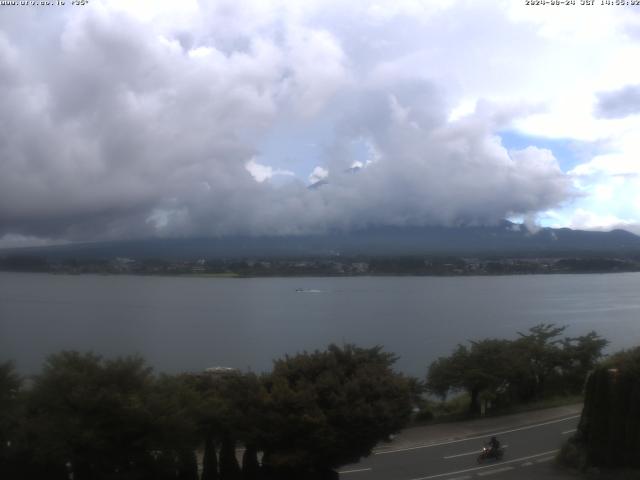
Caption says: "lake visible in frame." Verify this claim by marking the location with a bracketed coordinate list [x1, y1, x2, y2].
[1, 272, 639, 377]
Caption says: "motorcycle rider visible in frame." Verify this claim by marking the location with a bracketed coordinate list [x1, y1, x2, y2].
[488, 436, 500, 456]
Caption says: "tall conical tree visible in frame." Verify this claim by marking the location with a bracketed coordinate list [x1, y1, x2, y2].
[219, 435, 242, 480]
[177, 449, 198, 480]
[151, 451, 179, 480]
[577, 347, 640, 468]
[241, 445, 260, 480]
[202, 432, 219, 480]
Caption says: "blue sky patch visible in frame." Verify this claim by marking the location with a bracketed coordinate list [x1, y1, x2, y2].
[498, 130, 598, 172]
[256, 117, 335, 180]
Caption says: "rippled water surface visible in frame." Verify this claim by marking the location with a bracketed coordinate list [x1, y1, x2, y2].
[1, 272, 639, 376]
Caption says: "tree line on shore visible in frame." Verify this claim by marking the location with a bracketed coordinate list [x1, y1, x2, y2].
[0, 324, 611, 480]
[426, 324, 608, 415]
[4, 253, 640, 277]
[0, 345, 414, 480]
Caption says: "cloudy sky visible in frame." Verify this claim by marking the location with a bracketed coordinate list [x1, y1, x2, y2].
[1, 0, 640, 247]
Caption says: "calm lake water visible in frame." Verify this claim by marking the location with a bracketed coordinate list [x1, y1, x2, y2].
[1, 272, 639, 377]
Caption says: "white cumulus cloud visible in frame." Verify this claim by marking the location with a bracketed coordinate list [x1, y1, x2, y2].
[1, 0, 638, 245]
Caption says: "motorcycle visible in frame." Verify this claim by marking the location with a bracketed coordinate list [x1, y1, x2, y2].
[476, 446, 504, 464]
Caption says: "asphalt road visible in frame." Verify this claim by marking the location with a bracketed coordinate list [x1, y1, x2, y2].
[338, 413, 580, 480]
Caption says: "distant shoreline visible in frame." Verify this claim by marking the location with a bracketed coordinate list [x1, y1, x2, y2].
[2, 268, 640, 278]
[3, 251, 640, 277]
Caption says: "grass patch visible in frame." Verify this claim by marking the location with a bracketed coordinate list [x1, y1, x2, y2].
[411, 393, 583, 426]
[433, 392, 471, 415]
[411, 393, 472, 425]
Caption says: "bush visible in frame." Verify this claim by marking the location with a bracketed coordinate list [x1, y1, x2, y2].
[436, 393, 471, 416]
[414, 408, 434, 423]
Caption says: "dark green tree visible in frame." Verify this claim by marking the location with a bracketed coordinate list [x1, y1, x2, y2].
[425, 345, 468, 399]
[23, 351, 157, 479]
[201, 432, 219, 480]
[242, 445, 260, 480]
[426, 339, 513, 414]
[559, 331, 608, 393]
[187, 374, 225, 480]
[427, 324, 608, 413]
[188, 370, 265, 480]
[177, 449, 199, 480]
[511, 323, 567, 400]
[219, 434, 242, 480]
[260, 344, 413, 478]
[147, 373, 201, 479]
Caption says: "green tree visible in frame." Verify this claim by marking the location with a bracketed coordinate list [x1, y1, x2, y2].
[427, 325, 609, 415]
[201, 431, 219, 480]
[511, 323, 567, 401]
[187, 370, 265, 480]
[426, 339, 513, 414]
[147, 373, 201, 479]
[242, 445, 260, 480]
[559, 331, 608, 393]
[219, 433, 242, 480]
[260, 344, 413, 478]
[425, 345, 468, 399]
[214, 372, 264, 480]
[23, 351, 158, 479]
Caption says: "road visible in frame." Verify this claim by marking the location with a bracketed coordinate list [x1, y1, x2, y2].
[338, 408, 581, 480]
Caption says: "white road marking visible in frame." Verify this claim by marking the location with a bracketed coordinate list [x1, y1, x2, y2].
[442, 449, 481, 460]
[338, 468, 372, 474]
[447, 476, 472, 480]
[375, 416, 579, 455]
[477, 466, 514, 476]
[444, 445, 508, 459]
[407, 449, 559, 480]
[562, 429, 577, 435]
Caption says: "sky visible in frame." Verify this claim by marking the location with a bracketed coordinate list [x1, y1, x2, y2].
[1, 0, 640, 247]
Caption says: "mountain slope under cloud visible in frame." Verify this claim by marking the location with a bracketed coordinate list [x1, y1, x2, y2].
[3, 223, 640, 261]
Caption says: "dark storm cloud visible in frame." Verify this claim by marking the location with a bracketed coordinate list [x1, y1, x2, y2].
[595, 84, 640, 119]
[0, 2, 575, 244]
